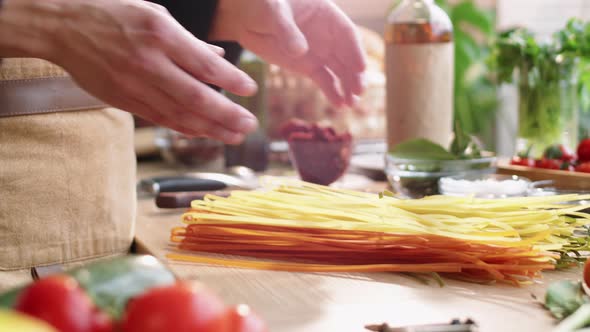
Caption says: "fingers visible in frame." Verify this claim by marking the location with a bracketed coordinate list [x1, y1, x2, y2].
[242, 32, 347, 107]
[180, 38, 257, 97]
[118, 52, 257, 144]
[296, 54, 345, 107]
[161, 23, 257, 97]
[309, 66, 344, 107]
[268, 0, 309, 56]
[171, 116, 248, 145]
[131, 11, 256, 143]
[329, 4, 367, 73]
[318, 3, 366, 103]
[132, 81, 252, 144]
[146, 56, 259, 140]
[177, 80, 259, 137]
[328, 58, 364, 106]
[206, 43, 225, 57]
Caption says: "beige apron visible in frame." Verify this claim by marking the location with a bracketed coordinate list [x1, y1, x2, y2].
[0, 58, 136, 289]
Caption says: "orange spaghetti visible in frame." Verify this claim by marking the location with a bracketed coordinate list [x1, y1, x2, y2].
[167, 178, 590, 285]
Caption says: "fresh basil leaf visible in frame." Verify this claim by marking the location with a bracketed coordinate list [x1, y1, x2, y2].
[389, 139, 457, 160]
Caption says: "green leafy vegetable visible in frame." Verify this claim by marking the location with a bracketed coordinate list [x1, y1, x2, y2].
[389, 124, 484, 161]
[552, 225, 590, 270]
[554, 304, 590, 332]
[545, 280, 587, 320]
[389, 138, 457, 160]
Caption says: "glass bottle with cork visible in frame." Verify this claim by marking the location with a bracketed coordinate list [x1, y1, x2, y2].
[385, 0, 454, 149]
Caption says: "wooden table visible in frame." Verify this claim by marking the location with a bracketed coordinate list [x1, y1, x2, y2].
[134, 162, 580, 332]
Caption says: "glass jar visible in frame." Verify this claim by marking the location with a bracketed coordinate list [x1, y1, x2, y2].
[516, 60, 579, 157]
[224, 51, 270, 172]
[385, 0, 455, 149]
[155, 128, 224, 170]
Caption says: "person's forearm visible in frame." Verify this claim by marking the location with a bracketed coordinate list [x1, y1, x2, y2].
[0, 0, 59, 59]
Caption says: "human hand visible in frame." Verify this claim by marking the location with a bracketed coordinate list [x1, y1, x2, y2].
[211, 0, 367, 108]
[0, 0, 259, 144]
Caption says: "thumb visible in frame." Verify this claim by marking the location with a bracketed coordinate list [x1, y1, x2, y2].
[272, 2, 309, 56]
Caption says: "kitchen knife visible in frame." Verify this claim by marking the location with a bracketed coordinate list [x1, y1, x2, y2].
[156, 191, 231, 209]
[138, 177, 227, 195]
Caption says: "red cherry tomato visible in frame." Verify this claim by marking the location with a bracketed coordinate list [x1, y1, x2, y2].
[576, 162, 590, 173]
[510, 156, 535, 167]
[224, 305, 268, 332]
[121, 282, 228, 332]
[578, 139, 590, 162]
[15, 275, 108, 332]
[535, 158, 561, 170]
[91, 311, 115, 332]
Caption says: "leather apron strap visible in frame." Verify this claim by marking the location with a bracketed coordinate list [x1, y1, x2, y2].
[0, 76, 107, 118]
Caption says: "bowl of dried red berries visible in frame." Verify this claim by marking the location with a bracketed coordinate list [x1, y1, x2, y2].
[280, 119, 353, 186]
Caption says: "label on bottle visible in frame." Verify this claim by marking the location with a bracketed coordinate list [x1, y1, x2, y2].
[385, 42, 454, 149]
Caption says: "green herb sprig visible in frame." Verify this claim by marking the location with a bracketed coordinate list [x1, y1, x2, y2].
[490, 19, 590, 154]
[490, 19, 590, 87]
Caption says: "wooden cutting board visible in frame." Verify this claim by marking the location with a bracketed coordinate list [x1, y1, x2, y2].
[133, 198, 574, 332]
[497, 161, 590, 191]
[133, 162, 579, 332]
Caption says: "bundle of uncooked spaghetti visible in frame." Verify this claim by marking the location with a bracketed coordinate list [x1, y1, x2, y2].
[168, 178, 590, 285]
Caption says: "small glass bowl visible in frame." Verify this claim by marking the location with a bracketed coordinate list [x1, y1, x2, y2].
[288, 139, 353, 186]
[439, 174, 531, 199]
[384, 154, 497, 198]
[155, 128, 224, 168]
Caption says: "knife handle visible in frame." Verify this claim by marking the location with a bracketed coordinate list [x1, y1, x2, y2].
[156, 191, 231, 209]
[156, 178, 227, 193]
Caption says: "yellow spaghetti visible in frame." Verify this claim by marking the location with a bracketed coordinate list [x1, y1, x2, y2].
[168, 177, 590, 285]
